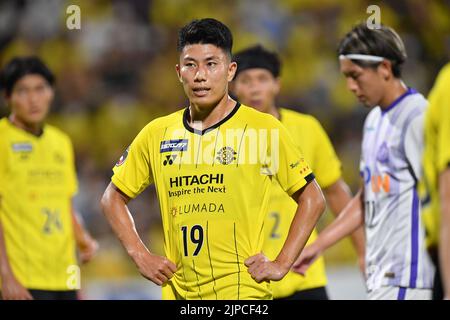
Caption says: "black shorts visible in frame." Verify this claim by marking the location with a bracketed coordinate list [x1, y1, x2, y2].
[275, 286, 329, 300]
[28, 289, 79, 300]
[428, 246, 444, 300]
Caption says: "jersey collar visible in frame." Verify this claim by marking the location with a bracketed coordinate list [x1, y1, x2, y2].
[6, 117, 46, 139]
[183, 101, 241, 135]
[381, 87, 417, 114]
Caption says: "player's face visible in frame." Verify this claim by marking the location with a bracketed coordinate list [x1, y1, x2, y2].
[7, 74, 53, 125]
[232, 68, 280, 114]
[340, 59, 385, 108]
[176, 44, 237, 110]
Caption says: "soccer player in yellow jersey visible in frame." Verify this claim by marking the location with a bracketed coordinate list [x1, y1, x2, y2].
[231, 45, 365, 300]
[422, 63, 450, 299]
[0, 57, 98, 300]
[101, 18, 326, 300]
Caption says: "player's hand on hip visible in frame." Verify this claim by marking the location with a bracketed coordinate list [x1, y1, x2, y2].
[244, 253, 289, 283]
[134, 252, 177, 286]
[291, 244, 320, 276]
[78, 235, 99, 264]
[1, 274, 33, 300]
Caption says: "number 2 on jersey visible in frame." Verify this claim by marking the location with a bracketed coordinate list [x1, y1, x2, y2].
[181, 225, 204, 256]
[270, 212, 281, 239]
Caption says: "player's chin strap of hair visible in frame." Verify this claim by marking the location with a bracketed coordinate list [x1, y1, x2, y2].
[339, 54, 384, 62]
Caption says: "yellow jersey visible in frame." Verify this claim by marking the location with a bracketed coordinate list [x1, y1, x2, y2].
[422, 63, 450, 247]
[0, 118, 78, 290]
[111, 103, 314, 300]
[263, 108, 342, 298]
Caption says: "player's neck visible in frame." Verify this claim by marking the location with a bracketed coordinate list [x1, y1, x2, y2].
[188, 95, 236, 130]
[268, 105, 280, 120]
[379, 79, 408, 110]
[8, 114, 43, 137]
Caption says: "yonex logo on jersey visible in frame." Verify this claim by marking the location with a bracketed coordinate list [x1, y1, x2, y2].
[163, 154, 177, 166]
[160, 139, 188, 153]
[12, 142, 33, 152]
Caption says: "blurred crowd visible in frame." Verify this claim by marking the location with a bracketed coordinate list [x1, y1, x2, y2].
[0, 0, 449, 284]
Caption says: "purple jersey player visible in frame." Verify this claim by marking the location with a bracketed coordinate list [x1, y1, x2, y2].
[292, 23, 434, 300]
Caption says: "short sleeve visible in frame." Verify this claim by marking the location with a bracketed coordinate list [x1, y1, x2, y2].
[271, 121, 314, 196]
[437, 107, 450, 172]
[111, 125, 154, 199]
[309, 118, 342, 188]
[430, 68, 450, 172]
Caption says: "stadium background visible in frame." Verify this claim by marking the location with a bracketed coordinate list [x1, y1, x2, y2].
[0, 0, 449, 299]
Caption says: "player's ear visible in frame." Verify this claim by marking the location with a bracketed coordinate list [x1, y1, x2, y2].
[227, 61, 237, 82]
[175, 64, 183, 83]
[378, 60, 392, 81]
[274, 77, 281, 95]
[48, 87, 55, 101]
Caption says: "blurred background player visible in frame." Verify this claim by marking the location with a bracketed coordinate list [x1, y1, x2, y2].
[422, 62, 450, 300]
[231, 45, 365, 300]
[293, 23, 435, 300]
[0, 56, 98, 300]
[101, 18, 326, 300]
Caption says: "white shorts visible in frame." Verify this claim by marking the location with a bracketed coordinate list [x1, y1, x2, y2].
[367, 286, 432, 300]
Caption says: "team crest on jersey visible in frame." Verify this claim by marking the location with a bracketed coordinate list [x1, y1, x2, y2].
[216, 147, 237, 165]
[160, 139, 188, 153]
[115, 147, 130, 167]
[54, 152, 65, 164]
[12, 142, 33, 152]
[376, 142, 389, 164]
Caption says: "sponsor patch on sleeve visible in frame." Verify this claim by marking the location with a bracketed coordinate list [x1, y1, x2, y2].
[115, 146, 130, 167]
[160, 139, 188, 153]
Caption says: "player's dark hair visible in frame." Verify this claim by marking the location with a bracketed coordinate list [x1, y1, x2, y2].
[0, 56, 55, 97]
[338, 23, 407, 78]
[232, 44, 281, 79]
[177, 18, 233, 58]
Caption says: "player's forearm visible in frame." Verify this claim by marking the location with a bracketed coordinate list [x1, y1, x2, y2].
[100, 183, 149, 261]
[71, 207, 93, 247]
[0, 219, 14, 279]
[276, 180, 325, 270]
[439, 168, 450, 298]
[315, 188, 364, 252]
[324, 180, 365, 259]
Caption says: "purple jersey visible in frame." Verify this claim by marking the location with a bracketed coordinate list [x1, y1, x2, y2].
[360, 89, 434, 291]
